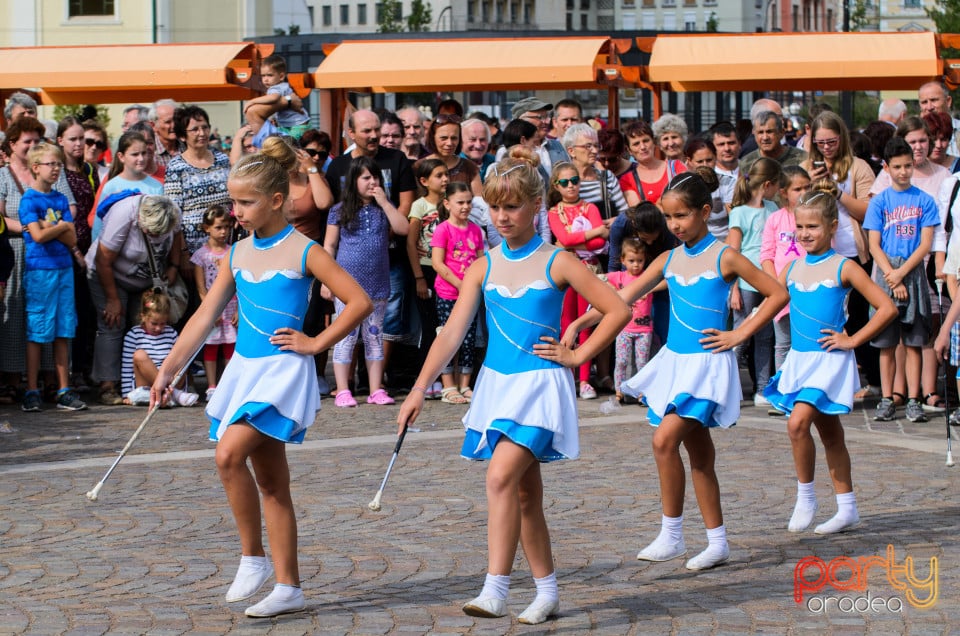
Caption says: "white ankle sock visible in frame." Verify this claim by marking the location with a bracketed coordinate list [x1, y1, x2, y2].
[272, 583, 301, 599]
[815, 491, 859, 534]
[788, 481, 819, 532]
[705, 525, 728, 553]
[172, 388, 198, 406]
[685, 525, 730, 570]
[661, 514, 684, 543]
[532, 572, 558, 605]
[479, 573, 510, 601]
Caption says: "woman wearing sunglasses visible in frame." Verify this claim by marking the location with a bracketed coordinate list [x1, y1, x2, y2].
[82, 119, 110, 183]
[422, 113, 482, 196]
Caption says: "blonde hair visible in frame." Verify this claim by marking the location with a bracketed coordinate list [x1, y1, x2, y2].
[732, 157, 782, 208]
[140, 289, 171, 320]
[796, 179, 840, 225]
[482, 146, 543, 207]
[27, 142, 63, 167]
[231, 135, 298, 197]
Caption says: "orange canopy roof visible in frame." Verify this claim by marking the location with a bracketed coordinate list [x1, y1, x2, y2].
[314, 37, 622, 93]
[645, 32, 943, 93]
[0, 42, 276, 105]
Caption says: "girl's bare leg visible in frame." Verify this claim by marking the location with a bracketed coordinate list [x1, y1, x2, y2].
[785, 402, 820, 532]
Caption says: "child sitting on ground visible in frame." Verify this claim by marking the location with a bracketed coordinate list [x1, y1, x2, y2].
[122, 291, 199, 406]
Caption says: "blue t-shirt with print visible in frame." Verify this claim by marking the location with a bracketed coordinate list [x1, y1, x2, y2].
[19, 187, 73, 270]
[863, 185, 940, 260]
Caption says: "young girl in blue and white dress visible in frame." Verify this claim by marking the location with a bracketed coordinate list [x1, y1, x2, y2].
[763, 180, 896, 535]
[564, 167, 789, 570]
[151, 137, 372, 618]
[397, 147, 630, 625]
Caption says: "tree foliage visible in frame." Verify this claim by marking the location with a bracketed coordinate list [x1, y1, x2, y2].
[927, 0, 960, 34]
[407, 0, 432, 31]
[52, 104, 110, 128]
[377, 0, 404, 33]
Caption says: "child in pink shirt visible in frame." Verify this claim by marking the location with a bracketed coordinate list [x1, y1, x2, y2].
[760, 166, 812, 373]
[431, 183, 485, 403]
[606, 237, 654, 403]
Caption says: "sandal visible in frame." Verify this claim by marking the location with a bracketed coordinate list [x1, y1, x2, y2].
[441, 387, 469, 404]
[366, 389, 396, 405]
[98, 387, 124, 406]
[891, 392, 907, 408]
[334, 390, 357, 408]
[853, 385, 880, 402]
[924, 393, 946, 412]
[459, 387, 473, 402]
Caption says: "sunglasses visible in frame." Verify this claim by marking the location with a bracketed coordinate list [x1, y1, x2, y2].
[434, 114, 462, 125]
[304, 148, 329, 161]
[85, 138, 107, 150]
[555, 176, 581, 187]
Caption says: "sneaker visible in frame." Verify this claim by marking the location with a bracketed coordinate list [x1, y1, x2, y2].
[905, 399, 928, 423]
[949, 409, 960, 427]
[189, 361, 205, 377]
[580, 382, 597, 400]
[205, 386, 216, 402]
[56, 389, 88, 411]
[874, 398, 896, 421]
[753, 392, 771, 408]
[366, 389, 395, 405]
[21, 390, 42, 412]
[126, 387, 151, 406]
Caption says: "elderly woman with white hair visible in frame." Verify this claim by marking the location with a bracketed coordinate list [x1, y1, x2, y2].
[562, 123, 629, 221]
[3, 92, 38, 123]
[652, 113, 689, 163]
[85, 194, 184, 405]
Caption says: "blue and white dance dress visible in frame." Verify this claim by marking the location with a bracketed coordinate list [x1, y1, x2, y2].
[621, 233, 741, 428]
[206, 225, 320, 443]
[461, 235, 579, 462]
[764, 250, 859, 414]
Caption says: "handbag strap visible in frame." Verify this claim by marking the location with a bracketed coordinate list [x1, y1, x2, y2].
[599, 169, 611, 219]
[946, 179, 960, 235]
[5, 166, 25, 195]
[139, 226, 165, 288]
[632, 166, 646, 202]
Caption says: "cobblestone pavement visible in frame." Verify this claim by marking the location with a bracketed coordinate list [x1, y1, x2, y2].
[0, 391, 957, 635]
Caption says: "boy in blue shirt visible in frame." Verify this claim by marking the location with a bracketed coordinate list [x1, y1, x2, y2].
[18, 143, 86, 412]
[863, 137, 940, 423]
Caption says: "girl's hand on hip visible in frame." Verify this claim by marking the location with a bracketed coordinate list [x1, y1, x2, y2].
[270, 327, 315, 355]
[700, 328, 742, 353]
[818, 328, 854, 352]
[533, 336, 578, 367]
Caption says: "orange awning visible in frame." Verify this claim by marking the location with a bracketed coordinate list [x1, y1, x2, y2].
[646, 32, 942, 92]
[0, 42, 276, 105]
[313, 37, 622, 93]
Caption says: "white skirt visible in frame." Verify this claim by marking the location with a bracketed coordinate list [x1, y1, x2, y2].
[463, 365, 579, 459]
[622, 347, 741, 428]
[206, 351, 320, 443]
[763, 349, 859, 415]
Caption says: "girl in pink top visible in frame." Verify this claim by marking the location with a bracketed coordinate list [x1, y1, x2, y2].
[546, 161, 610, 399]
[606, 237, 654, 402]
[431, 182, 485, 403]
[760, 166, 812, 373]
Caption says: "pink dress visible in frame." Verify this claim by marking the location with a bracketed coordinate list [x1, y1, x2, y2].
[190, 243, 238, 345]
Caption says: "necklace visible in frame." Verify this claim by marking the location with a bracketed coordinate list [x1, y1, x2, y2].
[502, 234, 544, 262]
[252, 224, 294, 251]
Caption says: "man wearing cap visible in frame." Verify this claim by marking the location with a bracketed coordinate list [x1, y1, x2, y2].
[511, 96, 569, 174]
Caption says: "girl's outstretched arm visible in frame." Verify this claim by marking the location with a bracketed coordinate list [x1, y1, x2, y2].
[150, 260, 238, 406]
[820, 260, 897, 352]
[271, 244, 373, 355]
[534, 250, 631, 367]
[936, 282, 960, 359]
[560, 250, 668, 346]
[701, 249, 788, 352]
[397, 259, 485, 433]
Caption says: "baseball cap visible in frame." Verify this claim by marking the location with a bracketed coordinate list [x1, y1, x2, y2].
[511, 97, 553, 120]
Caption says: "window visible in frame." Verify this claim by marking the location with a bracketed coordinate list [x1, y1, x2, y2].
[580, 0, 589, 9]
[340, 4, 349, 24]
[581, 13, 588, 28]
[566, 12, 573, 28]
[904, 0, 922, 7]
[662, 0, 676, 7]
[642, 0, 655, 6]
[467, 0, 477, 22]
[684, 10, 696, 29]
[358, 3, 367, 24]
[684, 0, 696, 6]
[69, 0, 115, 16]
[598, 14, 614, 29]
[322, 4, 332, 26]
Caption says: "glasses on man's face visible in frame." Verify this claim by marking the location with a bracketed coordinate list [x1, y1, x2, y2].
[186, 124, 212, 135]
[573, 143, 599, 151]
[555, 176, 581, 187]
[814, 136, 840, 148]
[523, 113, 552, 122]
[84, 138, 107, 150]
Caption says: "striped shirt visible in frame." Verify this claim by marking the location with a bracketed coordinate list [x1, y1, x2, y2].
[122, 325, 179, 394]
[579, 170, 629, 220]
